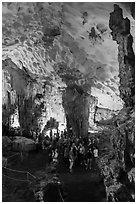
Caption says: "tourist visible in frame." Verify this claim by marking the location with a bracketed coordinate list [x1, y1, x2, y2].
[93, 145, 99, 170]
[93, 147, 98, 158]
[72, 142, 77, 159]
[60, 131, 64, 138]
[52, 148, 58, 164]
[69, 146, 74, 173]
[63, 143, 69, 162]
[69, 142, 77, 173]
[52, 137, 57, 151]
[88, 138, 92, 148]
[86, 147, 93, 170]
[78, 143, 86, 166]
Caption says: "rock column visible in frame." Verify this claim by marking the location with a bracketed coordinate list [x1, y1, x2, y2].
[109, 4, 135, 107]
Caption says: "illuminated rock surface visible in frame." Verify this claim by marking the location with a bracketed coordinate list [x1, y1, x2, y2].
[3, 2, 134, 133]
[2, 2, 135, 202]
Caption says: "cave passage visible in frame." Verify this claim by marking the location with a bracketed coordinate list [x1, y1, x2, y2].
[2, 2, 135, 202]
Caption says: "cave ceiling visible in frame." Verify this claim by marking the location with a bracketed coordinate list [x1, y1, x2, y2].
[2, 2, 135, 111]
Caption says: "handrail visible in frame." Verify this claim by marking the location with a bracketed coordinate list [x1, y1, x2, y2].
[2, 166, 36, 181]
[3, 166, 27, 173]
[2, 174, 28, 182]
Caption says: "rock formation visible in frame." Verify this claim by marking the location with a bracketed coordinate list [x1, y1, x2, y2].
[3, 2, 128, 136]
[97, 4, 135, 201]
[109, 4, 135, 107]
[62, 84, 91, 137]
[2, 2, 135, 202]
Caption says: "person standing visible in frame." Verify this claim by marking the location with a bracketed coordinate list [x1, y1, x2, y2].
[69, 143, 77, 173]
[52, 148, 59, 164]
[93, 145, 99, 171]
[93, 147, 98, 158]
[69, 146, 74, 173]
[78, 143, 86, 166]
[86, 147, 93, 170]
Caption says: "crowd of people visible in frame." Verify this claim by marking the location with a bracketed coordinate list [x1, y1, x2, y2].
[34, 128, 99, 173]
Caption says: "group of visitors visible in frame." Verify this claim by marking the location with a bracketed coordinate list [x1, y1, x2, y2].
[36, 129, 99, 173]
[67, 138, 98, 173]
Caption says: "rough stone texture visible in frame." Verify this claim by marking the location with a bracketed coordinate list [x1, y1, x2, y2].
[2, 58, 66, 135]
[3, 3, 131, 136]
[2, 2, 135, 202]
[12, 136, 36, 152]
[62, 85, 91, 137]
[95, 107, 118, 123]
[98, 108, 135, 201]
[97, 4, 135, 202]
[109, 4, 135, 107]
[88, 95, 98, 130]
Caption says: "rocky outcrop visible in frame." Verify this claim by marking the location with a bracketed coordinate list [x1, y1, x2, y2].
[98, 108, 135, 201]
[109, 4, 135, 107]
[12, 136, 36, 152]
[62, 84, 91, 137]
[98, 4, 135, 202]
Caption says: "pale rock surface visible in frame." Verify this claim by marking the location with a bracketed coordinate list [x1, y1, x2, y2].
[2, 2, 134, 133]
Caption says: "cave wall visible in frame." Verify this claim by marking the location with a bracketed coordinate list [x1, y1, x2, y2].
[95, 107, 118, 122]
[98, 108, 135, 201]
[98, 4, 135, 201]
[2, 59, 65, 136]
[109, 4, 135, 107]
[2, 66, 18, 128]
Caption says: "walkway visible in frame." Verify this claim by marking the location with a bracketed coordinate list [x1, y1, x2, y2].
[3, 150, 106, 202]
[58, 158, 106, 202]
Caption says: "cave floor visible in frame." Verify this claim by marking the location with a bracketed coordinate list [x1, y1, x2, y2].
[58, 157, 106, 202]
[2, 150, 106, 202]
